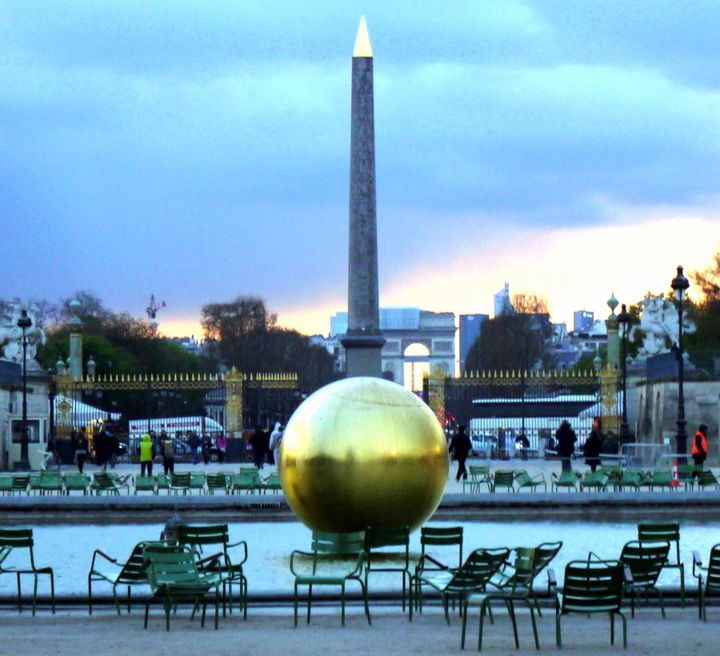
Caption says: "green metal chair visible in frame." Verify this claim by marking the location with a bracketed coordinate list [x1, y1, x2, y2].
[188, 472, 207, 494]
[206, 472, 229, 494]
[177, 523, 249, 618]
[290, 530, 371, 627]
[0, 474, 13, 496]
[63, 472, 90, 495]
[155, 473, 171, 494]
[91, 472, 128, 495]
[364, 526, 411, 610]
[462, 547, 540, 650]
[614, 469, 646, 491]
[694, 469, 720, 491]
[258, 472, 282, 494]
[88, 540, 155, 615]
[462, 465, 492, 493]
[30, 472, 63, 496]
[229, 469, 260, 494]
[638, 522, 685, 606]
[579, 471, 609, 491]
[490, 470, 516, 493]
[0, 527, 55, 615]
[551, 470, 578, 492]
[133, 475, 156, 495]
[692, 543, 720, 621]
[143, 544, 221, 631]
[647, 469, 674, 491]
[514, 469, 546, 492]
[169, 472, 191, 495]
[411, 547, 509, 624]
[11, 474, 30, 495]
[555, 558, 627, 648]
[620, 540, 670, 618]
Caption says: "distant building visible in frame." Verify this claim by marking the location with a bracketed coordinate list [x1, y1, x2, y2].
[459, 313, 489, 373]
[329, 307, 456, 390]
[573, 310, 594, 333]
[494, 283, 515, 317]
[168, 336, 204, 356]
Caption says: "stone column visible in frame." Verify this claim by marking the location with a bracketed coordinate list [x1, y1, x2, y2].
[67, 299, 84, 380]
[341, 16, 385, 377]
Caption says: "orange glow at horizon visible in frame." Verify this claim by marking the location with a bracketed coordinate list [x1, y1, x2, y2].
[158, 216, 718, 338]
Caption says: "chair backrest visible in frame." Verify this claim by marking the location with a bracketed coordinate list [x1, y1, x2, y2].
[494, 470, 515, 487]
[365, 526, 409, 558]
[561, 559, 624, 614]
[535, 541, 563, 575]
[312, 531, 365, 556]
[555, 471, 576, 485]
[420, 525, 463, 567]
[638, 522, 680, 565]
[189, 472, 206, 486]
[93, 472, 115, 487]
[468, 465, 490, 479]
[651, 469, 672, 483]
[699, 470, 719, 486]
[0, 527, 34, 548]
[116, 541, 154, 583]
[143, 545, 202, 589]
[706, 544, 720, 592]
[620, 540, 670, 586]
[207, 473, 228, 488]
[12, 474, 29, 490]
[178, 524, 229, 549]
[446, 547, 510, 593]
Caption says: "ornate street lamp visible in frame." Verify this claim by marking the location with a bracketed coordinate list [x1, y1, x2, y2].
[616, 304, 632, 443]
[670, 265, 690, 460]
[16, 309, 32, 470]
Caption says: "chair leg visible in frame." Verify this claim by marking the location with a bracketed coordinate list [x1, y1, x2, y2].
[50, 571, 55, 614]
[307, 583, 313, 624]
[88, 577, 93, 616]
[610, 610, 615, 645]
[555, 612, 562, 648]
[17, 572, 23, 613]
[341, 583, 346, 626]
[144, 601, 150, 628]
[506, 600, 519, 649]
[460, 599, 468, 649]
[680, 564, 685, 608]
[525, 599, 539, 650]
[443, 593, 451, 625]
[358, 579, 372, 625]
[293, 582, 299, 627]
[619, 610, 627, 648]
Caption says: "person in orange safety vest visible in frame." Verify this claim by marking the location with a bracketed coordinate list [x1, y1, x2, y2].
[691, 424, 709, 474]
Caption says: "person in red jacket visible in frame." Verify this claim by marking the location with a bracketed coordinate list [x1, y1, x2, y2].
[692, 424, 709, 475]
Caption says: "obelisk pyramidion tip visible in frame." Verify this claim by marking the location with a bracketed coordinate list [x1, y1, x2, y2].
[353, 16, 373, 58]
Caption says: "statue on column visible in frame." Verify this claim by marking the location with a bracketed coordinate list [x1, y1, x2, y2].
[0, 300, 46, 366]
[630, 293, 695, 359]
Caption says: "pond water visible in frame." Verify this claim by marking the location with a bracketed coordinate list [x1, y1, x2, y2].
[3, 519, 718, 597]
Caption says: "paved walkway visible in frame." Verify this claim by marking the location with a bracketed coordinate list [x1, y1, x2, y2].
[3, 606, 718, 656]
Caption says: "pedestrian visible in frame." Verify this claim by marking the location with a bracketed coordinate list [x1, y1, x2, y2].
[139, 432, 155, 477]
[45, 434, 61, 470]
[692, 424, 709, 476]
[583, 418, 603, 473]
[449, 425, 472, 481]
[107, 427, 119, 469]
[555, 420, 577, 473]
[269, 422, 283, 466]
[201, 434, 212, 465]
[215, 433, 227, 464]
[249, 426, 265, 469]
[161, 431, 175, 475]
[94, 424, 109, 471]
[74, 427, 88, 473]
[515, 433, 530, 461]
[188, 431, 200, 465]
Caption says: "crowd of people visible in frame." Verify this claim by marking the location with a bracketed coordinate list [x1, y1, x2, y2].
[64, 422, 285, 474]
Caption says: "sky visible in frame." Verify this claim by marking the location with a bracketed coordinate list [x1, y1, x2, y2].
[2, 1, 719, 338]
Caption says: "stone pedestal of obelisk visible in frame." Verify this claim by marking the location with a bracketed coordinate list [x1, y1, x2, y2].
[342, 17, 385, 378]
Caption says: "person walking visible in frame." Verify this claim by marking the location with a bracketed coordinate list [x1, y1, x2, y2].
[692, 424, 709, 475]
[188, 431, 200, 465]
[94, 424, 108, 471]
[249, 426, 265, 469]
[582, 418, 603, 473]
[161, 431, 175, 475]
[269, 422, 283, 466]
[201, 434, 212, 465]
[215, 433, 227, 465]
[555, 420, 577, 473]
[74, 427, 88, 473]
[139, 432, 155, 477]
[449, 425, 472, 481]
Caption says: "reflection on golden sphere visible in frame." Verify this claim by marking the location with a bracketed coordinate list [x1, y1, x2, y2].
[279, 377, 448, 532]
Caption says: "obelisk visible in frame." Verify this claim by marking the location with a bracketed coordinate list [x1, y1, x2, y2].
[342, 16, 386, 378]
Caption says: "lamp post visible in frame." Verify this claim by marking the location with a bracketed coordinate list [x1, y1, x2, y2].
[616, 304, 632, 444]
[16, 309, 33, 470]
[670, 265, 690, 460]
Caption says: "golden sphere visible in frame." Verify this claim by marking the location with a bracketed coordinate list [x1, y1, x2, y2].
[279, 377, 449, 532]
